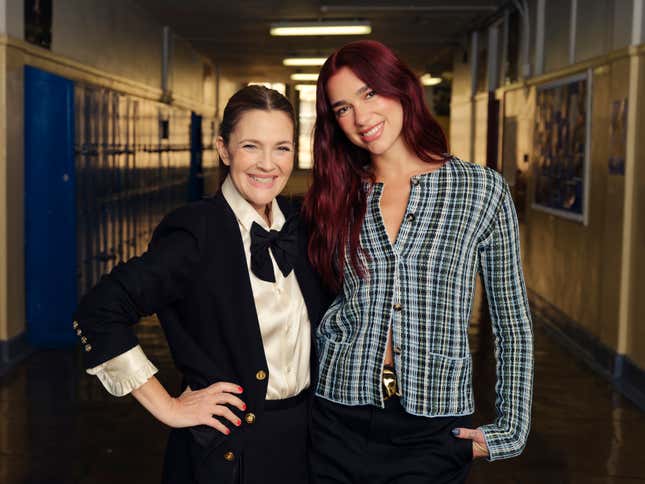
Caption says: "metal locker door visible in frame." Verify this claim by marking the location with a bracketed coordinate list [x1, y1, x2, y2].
[24, 66, 77, 347]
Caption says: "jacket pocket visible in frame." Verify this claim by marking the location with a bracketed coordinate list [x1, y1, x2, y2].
[422, 352, 474, 415]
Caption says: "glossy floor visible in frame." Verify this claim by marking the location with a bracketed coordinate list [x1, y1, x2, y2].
[1, 296, 644, 483]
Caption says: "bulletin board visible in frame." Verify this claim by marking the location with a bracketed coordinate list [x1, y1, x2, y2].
[532, 71, 591, 224]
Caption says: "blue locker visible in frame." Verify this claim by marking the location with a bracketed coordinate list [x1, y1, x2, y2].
[24, 66, 77, 347]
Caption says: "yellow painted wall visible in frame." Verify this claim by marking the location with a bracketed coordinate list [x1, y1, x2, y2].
[627, 52, 645, 369]
[598, 59, 630, 350]
[450, 47, 473, 161]
[473, 93, 488, 166]
[0, 41, 27, 341]
[172, 35, 213, 111]
[452, 41, 645, 372]
[217, 76, 242, 120]
[450, 94, 487, 166]
[518, 58, 630, 350]
[450, 100, 472, 161]
[283, 170, 312, 198]
[0, 43, 7, 340]
[51, 0, 163, 90]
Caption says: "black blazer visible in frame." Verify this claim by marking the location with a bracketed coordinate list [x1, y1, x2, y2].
[74, 193, 330, 483]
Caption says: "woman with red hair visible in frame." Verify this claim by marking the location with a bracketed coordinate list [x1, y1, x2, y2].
[303, 40, 533, 483]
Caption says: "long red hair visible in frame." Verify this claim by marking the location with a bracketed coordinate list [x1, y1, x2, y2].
[302, 40, 449, 292]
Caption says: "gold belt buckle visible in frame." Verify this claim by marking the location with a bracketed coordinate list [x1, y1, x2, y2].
[382, 366, 401, 400]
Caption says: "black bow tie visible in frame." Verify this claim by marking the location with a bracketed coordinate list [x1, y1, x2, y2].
[250, 216, 298, 283]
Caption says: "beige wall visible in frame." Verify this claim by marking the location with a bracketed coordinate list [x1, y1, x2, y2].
[51, 0, 216, 112]
[217, 75, 242, 120]
[0, 41, 26, 341]
[172, 35, 213, 110]
[540, 0, 635, 75]
[451, 46, 472, 101]
[283, 170, 312, 198]
[450, 47, 473, 160]
[450, 100, 472, 161]
[451, 6, 645, 372]
[516, 57, 630, 350]
[0, 42, 8, 339]
[473, 93, 488, 166]
[450, 94, 487, 166]
[52, 0, 162, 92]
[543, 1, 571, 73]
[627, 51, 645, 368]
[500, 85, 535, 187]
[0, 0, 22, 38]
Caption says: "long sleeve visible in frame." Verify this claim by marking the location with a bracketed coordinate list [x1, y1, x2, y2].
[73, 204, 206, 369]
[477, 184, 534, 461]
[87, 344, 158, 396]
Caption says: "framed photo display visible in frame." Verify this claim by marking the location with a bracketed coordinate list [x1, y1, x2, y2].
[532, 71, 591, 224]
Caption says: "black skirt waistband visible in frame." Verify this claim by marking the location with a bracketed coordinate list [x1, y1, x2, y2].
[264, 389, 309, 411]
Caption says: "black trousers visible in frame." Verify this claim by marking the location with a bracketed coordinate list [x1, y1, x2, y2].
[310, 396, 473, 484]
[240, 393, 309, 484]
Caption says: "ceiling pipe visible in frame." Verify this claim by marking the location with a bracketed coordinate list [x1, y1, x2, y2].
[161, 25, 174, 104]
[512, 0, 531, 78]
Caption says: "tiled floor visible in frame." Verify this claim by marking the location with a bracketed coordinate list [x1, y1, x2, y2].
[1, 291, 644, 483]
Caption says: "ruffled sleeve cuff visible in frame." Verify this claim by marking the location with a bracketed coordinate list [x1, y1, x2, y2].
[87, 345, 158, 397]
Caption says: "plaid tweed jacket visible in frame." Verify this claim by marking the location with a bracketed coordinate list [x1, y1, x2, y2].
[315, 156, 533, 461]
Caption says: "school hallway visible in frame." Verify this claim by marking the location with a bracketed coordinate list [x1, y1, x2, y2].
[2, 0, 645, 482]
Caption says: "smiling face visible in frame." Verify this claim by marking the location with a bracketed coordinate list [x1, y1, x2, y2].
[216, 109, 294, 218]
[326, 66, 405, 160]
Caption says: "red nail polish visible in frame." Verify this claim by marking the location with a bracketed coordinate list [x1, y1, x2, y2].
[238, 386, 243, 393]
[225, 428, 230, 435]
[242, 404, 247, 410]
[236, 420, 241, 426]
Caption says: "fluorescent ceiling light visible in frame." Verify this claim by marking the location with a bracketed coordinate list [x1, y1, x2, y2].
[283, 57, 326, 66]
[271, 21, 371, 36]
[291, 73, 319, 81]
[295, 84, 317, 91]
[420, 74, 442, 86]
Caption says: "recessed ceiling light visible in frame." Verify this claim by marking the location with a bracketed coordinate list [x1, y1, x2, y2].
[271, 21, 371, 36]
[420, 74, 442, 86]
[283, 58, 327, 67]
[291, 73, 319, 81]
